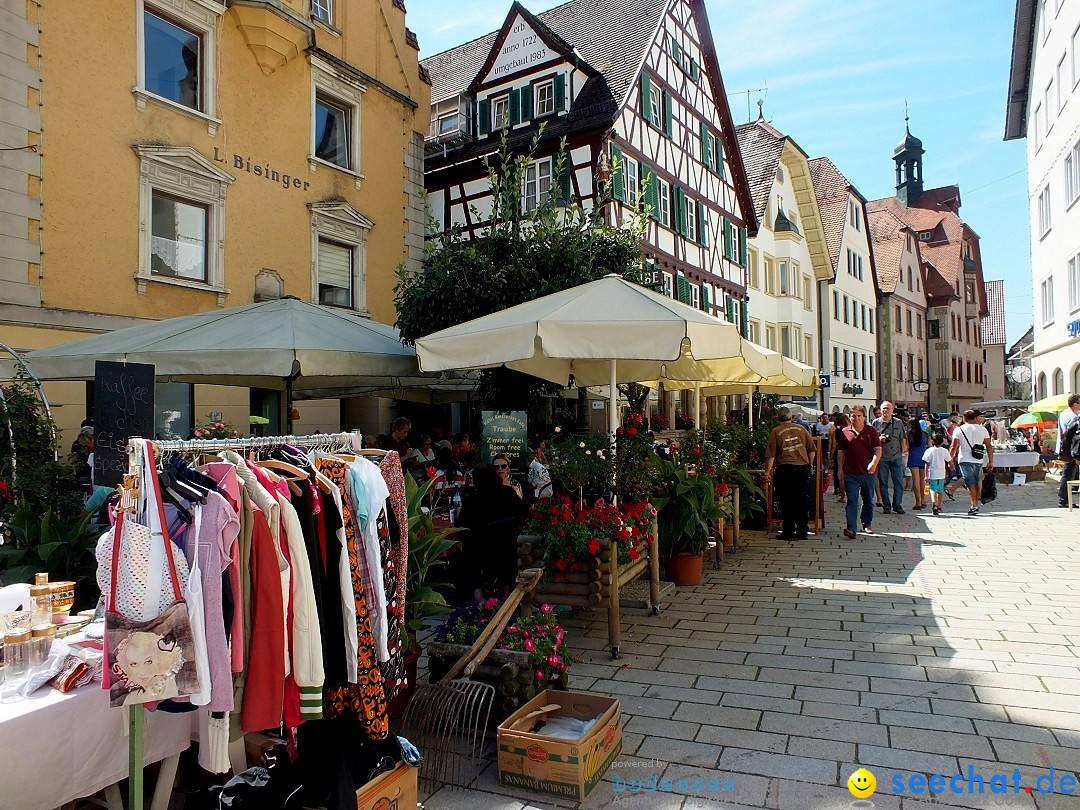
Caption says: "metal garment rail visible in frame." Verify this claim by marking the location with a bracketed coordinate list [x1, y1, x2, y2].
[121, 430, 361, 810]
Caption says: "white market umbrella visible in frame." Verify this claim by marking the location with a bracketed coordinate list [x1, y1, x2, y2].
[21, 297, 454, 428]
[416, 274, 781, 434]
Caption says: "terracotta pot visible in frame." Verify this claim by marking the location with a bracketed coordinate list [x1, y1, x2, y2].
[667, 551, 704, 586]
[386, 642, 423, 719]
[722, 524, 734, 550]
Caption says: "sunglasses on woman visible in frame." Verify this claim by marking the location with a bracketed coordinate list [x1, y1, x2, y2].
[494, 463, 509, 470]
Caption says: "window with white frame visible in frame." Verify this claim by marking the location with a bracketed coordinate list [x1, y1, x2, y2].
[849, 198, 861, 230]
[624, 158, 639, 209]
[1068, 141, 1080, 205]
[780, 326, 792, 358]
[843, 349, 850, 377]
[685, 197, 697, 242]
[648, 84, 662, 129]
[1073, 23, 1080, 86]
[748, 248, 760, 289]
[843, 295, 850, 324]
[764, 257, 775, 295]
[310, 200, 372, 313]
[1069, 255, 1080, 312]
[312, 0, 332, 24]
[491, 94, 510, 130]
[1057, 54, 1067, 112]
[833, 346, 840, 374]
[869, 309, 874, 333]
[1038, 185, 1052, 236]
[311, 58, 364, 178]
[689, 282, 699, 309]
[833, 289, 840, 320]
[535, 80, 555, 117]
[136, 1, 223, 129]
[1042, 277, 1055, 325]
[657, 178, 671, 227]
[662, 272, 673, 298]
[764, 324, 776, 351]
[748, 319, 759, 345]
[1034, 103, 1042, 149]
[803, 275, 812, 310]
[133, 145, 233, 301]
[1046, 80, 1055, 130]
[779, 261, 791, 296]
[522, 158, 552, 212]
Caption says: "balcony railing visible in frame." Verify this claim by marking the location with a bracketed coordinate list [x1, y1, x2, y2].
[427, 111, 473, 143]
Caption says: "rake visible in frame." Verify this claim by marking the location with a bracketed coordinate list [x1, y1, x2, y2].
[402, 567, 543, 793]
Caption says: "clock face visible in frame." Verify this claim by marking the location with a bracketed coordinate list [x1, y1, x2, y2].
[1009, 366, 1032, 383]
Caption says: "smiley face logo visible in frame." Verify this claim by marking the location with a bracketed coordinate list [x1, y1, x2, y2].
[847, 768, 876, 798]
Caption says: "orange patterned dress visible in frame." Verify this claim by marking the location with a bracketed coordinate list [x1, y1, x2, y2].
[314, 457, 388, 740]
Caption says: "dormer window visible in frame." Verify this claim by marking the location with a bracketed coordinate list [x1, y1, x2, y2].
[491, 94, 510, 130]
[918, 230, 932, 241]
[535, 80, 555, 117]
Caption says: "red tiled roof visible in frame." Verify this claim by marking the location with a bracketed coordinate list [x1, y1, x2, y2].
[808, 157, 852, 273]
[866, 206, 909, 294]
[734, 120, 787, 223]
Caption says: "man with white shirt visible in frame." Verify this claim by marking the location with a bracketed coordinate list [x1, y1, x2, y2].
[1057, 394, 1080, 508]
[949, 409, 994, 516]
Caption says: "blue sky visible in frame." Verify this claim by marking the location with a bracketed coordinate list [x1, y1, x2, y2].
[409, 0, 1030, 345]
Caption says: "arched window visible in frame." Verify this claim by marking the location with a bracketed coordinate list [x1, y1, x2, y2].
[1073, 364, 1080, 395]
[1053, 369, 1064, 395]
[1037, 372, 1047, 400]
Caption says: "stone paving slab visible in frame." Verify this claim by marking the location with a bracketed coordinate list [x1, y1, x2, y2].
[421, 482, 1080, 809]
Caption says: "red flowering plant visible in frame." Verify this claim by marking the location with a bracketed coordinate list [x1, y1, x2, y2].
[193, 415, 240, 440]
[523, 494, 655, 578]
[434, 600, 571, 683]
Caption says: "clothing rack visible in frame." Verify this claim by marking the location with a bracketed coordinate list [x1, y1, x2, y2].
[120, 430, 362, 810]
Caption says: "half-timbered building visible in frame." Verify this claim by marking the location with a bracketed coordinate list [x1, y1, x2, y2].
[421, 0, 757, 330]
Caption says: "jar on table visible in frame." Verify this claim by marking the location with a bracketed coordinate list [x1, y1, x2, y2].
[29, 584, 52, 627]
[29, 624, 56, 668]
[1, 628, 31, 702]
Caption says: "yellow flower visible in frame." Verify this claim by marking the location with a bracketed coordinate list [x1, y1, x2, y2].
[585, 450, 592, 455]
[579, 442, 586, 448]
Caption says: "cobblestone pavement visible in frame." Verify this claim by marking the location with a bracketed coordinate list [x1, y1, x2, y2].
[424, 480, 1080, 810]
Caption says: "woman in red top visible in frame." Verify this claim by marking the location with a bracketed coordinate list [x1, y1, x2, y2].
[835, 405, 883, 539]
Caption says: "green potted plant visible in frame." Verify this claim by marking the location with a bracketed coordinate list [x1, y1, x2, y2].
[650, 458, 726, 586]
[388, 474, 461, 717]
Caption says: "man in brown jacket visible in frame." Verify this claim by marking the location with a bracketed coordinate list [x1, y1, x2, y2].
[763, 409, 816, 541]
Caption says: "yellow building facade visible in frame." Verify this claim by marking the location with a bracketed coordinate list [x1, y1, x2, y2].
[2, 0, 428, 441]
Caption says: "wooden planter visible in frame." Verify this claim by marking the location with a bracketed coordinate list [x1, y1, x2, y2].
[425, 642, 567, 722]
[517, 519, 662, 660]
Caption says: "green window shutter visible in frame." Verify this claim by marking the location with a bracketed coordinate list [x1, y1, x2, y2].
[642, 164, 658, 219]
[663, 89, 673, 137]
[723, 218, 732, 259]
[610, 143, 624, 201]
[690, 58, 700, 82]
[478, 98, 490, 135]
[639, 73, 652, 120]
[509, 89, 520, 126]
[700, 123, 713, 171]
[715, 136, 725, 179]
[697, 200, 708, 247]
[701, 284, 710, 312]
[726, 294, 735, 323]
[671, 36, 682, 64]
[520, 84, 533, 122]
[556, 158, 572, 203]
[739, 226, 748, 267]
[740, 299, 748, 337]
[554, 73, 566, 113]
[673, 187, 685, 235]
[676, 275, 690, 304]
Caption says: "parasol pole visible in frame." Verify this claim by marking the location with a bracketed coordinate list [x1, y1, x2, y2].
[693, 381, 701, 431]
[608, 359, 618, 437]
[748, 386, 754, 429]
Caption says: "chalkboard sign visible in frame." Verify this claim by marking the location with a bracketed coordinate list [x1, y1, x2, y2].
[480, 410, 528, 480]
[93, 361, 155, 487]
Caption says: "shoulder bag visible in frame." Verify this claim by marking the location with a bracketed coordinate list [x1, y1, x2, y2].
[960, 426, 986, 461]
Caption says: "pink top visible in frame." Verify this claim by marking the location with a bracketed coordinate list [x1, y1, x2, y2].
[200, 462, 245, 672]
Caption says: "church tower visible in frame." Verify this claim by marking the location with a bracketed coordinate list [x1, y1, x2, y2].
[893, 114, 924, 207]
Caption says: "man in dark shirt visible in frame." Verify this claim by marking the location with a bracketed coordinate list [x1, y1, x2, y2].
[377, 417, 412, 468]
[763, 409, 816, 541]
[836, 405, 883, 539]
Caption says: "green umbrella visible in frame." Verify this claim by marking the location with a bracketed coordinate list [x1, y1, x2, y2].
[249, 415, 270, 425]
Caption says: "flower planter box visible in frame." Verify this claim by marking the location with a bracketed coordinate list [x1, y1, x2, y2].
[517, 522, 661, 660]
[425, 642, 567, 722]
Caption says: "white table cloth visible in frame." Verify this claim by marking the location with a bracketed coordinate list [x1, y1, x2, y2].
[0, 682, 190, 810]
[992, 452, 1041, 469]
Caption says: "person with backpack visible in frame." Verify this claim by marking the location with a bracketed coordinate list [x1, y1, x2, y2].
[1057, 394, 1080, 508]
[949, 409, 994, 516]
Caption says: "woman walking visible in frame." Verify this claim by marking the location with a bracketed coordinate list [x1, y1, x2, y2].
[830, 413, 849, 503]
[907, 419, 928, 510]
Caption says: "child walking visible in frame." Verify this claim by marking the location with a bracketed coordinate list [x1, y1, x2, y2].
[923, 434, 952, 516]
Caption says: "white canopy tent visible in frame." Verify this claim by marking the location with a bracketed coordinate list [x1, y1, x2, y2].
[19, 297, 464, 429]
[415, 274, 783, 434]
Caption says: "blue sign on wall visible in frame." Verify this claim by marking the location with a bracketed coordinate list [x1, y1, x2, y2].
[818, 375, 831, 388]
[1067, 319, 1080, 338]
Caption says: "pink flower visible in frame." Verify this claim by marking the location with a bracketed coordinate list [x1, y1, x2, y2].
[506, 626, 518, 634]
[540, 603, 554, 614]
[536, 669, 546, 681]
[547, 653, 562, 668]
[524, 639, 535, 652]
[555, 630, 565, 644]
[484, 597, 499, 610]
